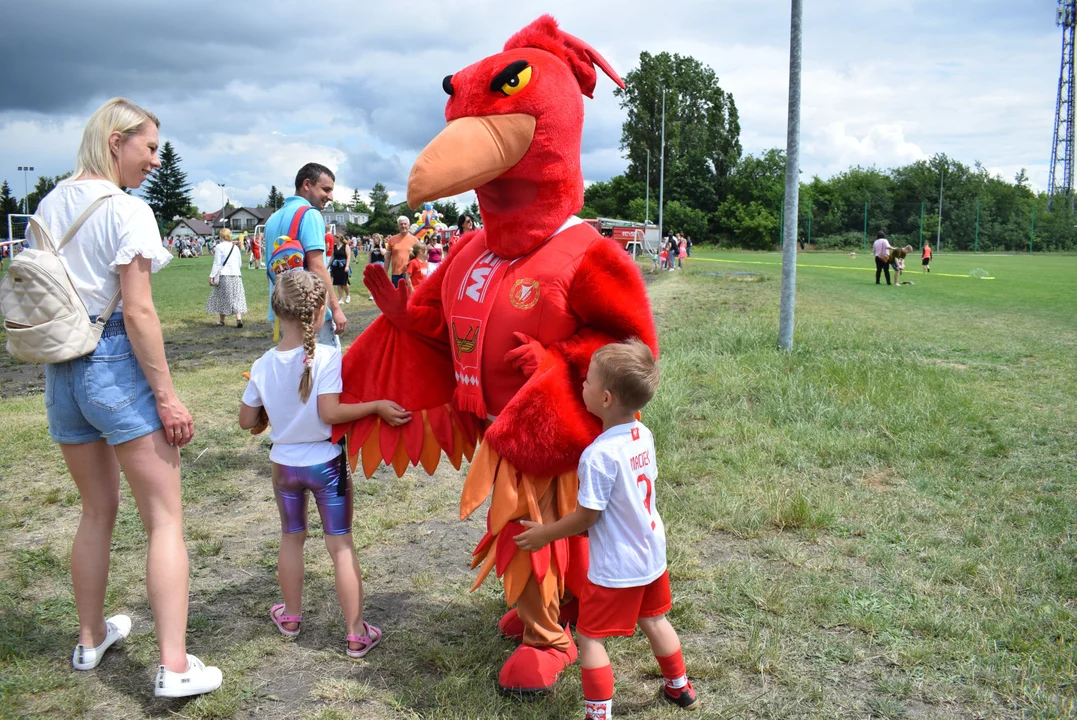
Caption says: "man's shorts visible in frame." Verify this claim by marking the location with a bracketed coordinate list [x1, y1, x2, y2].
[922, 258, 930, 266]
[576, 570, 673, 638]
[45, 316, 163, 446]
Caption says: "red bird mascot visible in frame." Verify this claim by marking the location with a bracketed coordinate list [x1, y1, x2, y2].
[335, 15, 659, 693]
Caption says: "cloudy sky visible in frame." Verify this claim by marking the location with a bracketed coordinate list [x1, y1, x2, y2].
[0, 0, 1059, 214]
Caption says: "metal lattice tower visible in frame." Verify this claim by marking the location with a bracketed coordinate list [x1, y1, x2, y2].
[1049, 0, 1077, 212]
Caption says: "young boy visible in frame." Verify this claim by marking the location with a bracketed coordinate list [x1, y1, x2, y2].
[516, 339, 699, 718]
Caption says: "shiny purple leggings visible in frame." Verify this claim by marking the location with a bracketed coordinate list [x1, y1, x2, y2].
[273, 458, 352, 536]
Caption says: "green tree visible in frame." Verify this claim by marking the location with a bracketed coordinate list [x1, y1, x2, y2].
[0, 180, 20, 235]
[661, 200, 707, 240]
[616, 51, 741, 214]
[142, 141, 192, 228]
[583, 176, 644, 219]
[433, 200, 459, 226]
[366, 182, 399, 235]
[266, 185, 285, 209]
[350, 189, 372, 214]
[467, 201, 481, 221]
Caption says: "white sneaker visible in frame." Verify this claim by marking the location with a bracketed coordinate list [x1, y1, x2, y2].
[154, 654, 223, 698]
[345, 296, 351, 304]
[72, 614, 131, 670]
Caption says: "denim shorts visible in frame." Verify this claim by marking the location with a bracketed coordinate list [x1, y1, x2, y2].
[44, 315, 162, 446]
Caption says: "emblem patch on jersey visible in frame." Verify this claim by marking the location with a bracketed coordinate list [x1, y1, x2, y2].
[508, 278, 541, 310]
[631, 427, 640, 441]
[451, 317, 482, 370]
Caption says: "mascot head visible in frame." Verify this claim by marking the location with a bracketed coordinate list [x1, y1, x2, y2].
[407, 15, 623, 258]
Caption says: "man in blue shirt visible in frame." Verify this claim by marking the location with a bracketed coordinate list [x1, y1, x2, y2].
[264, 163, 347, 348]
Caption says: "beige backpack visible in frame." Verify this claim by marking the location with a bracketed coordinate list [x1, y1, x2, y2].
[0, 191, 122, 363]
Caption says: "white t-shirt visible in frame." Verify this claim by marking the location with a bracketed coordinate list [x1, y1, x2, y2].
[873, 237, 893, 259]
[577, 421, 667, 588]
[210, 241, 243, 277]
[241, 344, 344, 467]
[32, 179, 173, 316]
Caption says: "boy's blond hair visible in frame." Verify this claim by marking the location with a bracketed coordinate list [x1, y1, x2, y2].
[591, 339, 660, 412]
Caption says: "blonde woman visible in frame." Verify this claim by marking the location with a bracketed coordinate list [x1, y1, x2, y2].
[32, 98, 222, 697]
[206, 228, 247, 327]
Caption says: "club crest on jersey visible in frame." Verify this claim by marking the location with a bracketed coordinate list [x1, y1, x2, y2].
[631, 427, 640, 441]
[451, 317, 481, 370]
[508, 279, 540, 310]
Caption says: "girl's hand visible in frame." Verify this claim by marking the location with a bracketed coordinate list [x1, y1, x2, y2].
[377, 400, 412, 426]
[156, 392, 195, 447]
[514, 520, 549, 551]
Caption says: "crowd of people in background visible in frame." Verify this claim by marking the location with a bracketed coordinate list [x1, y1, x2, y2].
[650, 233, 691, 273]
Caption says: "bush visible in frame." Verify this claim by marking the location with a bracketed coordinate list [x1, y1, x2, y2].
[813, 232, 862, 250]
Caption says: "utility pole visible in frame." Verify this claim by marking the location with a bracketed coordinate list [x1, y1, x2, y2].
[658, 88, 666, 245]
[935, 162, 944, 252]
[645, 149, 651, 228]
[778, 0, 802, 351]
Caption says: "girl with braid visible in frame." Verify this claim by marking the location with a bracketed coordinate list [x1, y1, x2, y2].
[239, 270, 411, 658]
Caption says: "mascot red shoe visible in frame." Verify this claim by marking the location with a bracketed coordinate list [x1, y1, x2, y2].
[335, 15, 658, 693]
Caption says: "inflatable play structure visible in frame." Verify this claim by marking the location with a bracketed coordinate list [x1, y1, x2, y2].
[335, 15, 658, 694]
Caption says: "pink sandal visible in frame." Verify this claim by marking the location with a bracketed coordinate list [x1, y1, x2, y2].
[345, 621, 382, 659]
[270, 603, 302, 638]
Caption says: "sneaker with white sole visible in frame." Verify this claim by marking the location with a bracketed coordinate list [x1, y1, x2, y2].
[72, 614, 131, 670]
[154, 654, 223, 698]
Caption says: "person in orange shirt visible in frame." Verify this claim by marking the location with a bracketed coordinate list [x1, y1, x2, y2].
[922, 244, 932, 273]
[404, 243, 428, 292]
[387, 216, 417, 287]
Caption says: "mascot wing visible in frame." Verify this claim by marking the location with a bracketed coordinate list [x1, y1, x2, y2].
[332, 240, 482, 478]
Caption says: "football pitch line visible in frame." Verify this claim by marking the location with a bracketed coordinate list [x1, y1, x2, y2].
[689, 256, 995, 280]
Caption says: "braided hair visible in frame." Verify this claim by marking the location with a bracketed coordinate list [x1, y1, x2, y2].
[270, 270, 327, 403]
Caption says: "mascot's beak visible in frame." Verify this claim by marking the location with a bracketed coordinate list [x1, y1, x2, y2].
[407, 114, 536, 207]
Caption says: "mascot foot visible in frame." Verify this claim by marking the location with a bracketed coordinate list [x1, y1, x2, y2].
[498, 599, 580, 642]
[497, 630, 578, 694]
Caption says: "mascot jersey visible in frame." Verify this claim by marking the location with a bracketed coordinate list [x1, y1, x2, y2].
[334, 15, 658, 694]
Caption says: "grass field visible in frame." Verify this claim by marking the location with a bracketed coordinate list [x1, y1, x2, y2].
[0, 250, 1075, 719]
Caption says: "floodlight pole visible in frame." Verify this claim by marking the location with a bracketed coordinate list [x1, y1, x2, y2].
[17, 166, 34, 214]
[778, 0, 803, 351]
[645, 149, 651, 228]
[658, 88, 666, 244]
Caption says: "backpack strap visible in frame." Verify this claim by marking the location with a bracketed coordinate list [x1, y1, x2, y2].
[287, 205, 312, 245]
[57, 189, 122, 251]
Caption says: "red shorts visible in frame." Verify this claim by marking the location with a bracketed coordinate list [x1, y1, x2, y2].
[576, 570, 672, 638]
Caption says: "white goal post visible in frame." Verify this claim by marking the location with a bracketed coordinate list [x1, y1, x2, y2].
[2, 214, 33, 257]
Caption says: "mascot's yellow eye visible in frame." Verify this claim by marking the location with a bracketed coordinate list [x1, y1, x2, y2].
[496, 64, 532, 97]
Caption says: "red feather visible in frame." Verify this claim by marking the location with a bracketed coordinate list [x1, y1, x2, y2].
[496, 521, 525, 578]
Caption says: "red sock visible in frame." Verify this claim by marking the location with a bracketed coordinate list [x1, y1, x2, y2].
[582, 665, 614, 718]
[656, 649, 689, 693]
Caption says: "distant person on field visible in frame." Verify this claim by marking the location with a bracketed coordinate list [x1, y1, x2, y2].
[387, 216, 417, 287]
[239, 270, 410, 660]
[32, 97, 221, 697]
[263, 163, 346, 349]
[206, 228, 247, 327]
[515, 339, 700, 718]
[873, 231, 893, 285]
[330, 233, 352, 305]
[405, 241, 429, 292]
[890, 244, 913, 285]
[922, 243, 932, 273]
[677, 236, 687, 270]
